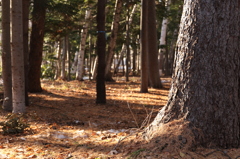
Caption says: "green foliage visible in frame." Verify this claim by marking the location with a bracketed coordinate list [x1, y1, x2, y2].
[0, 114, 30, 135]
[128, 149, 145, 159]
[41, 63, 55, 79]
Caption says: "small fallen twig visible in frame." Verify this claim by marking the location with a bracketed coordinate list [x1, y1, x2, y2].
[127, 102, 139, 128]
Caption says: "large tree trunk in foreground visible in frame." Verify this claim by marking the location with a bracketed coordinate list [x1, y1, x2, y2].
[28, 0, 46, 92]
[145, 0, 240, 148]
[12, 0, 26, 113]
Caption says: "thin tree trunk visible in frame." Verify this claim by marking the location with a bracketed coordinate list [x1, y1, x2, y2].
[76, 10, 92, 81]
[105, 0, 123, 81]
[11, 0, 26, 113]
[55, 41, 62, 79]
[2, 0, 12, 111]
[60, 37, 67, 80]
[114, 44, 126, 74]
[96, 0, 106, 104]
[159, 0, 171, 74]
[148, 0, 162, 88]
[105, 4, 137, 81]
[22, 0, 30, 106]
[140, 0, 148, 93]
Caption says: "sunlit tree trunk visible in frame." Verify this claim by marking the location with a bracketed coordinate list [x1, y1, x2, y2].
[11, 0, 26, 113]
[105, 0, 123, 81]
[76, 10, 92, 81]
[159, 0, 171, 75]
[60, 37, 67, 80]
[54, 41, 62, 79]
[1, 0, 13, 111]
[105, 4, 137, 81]
[145, 0, 240, 148]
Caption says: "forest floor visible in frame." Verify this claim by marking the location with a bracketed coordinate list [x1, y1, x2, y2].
[0, 76, 240, 159]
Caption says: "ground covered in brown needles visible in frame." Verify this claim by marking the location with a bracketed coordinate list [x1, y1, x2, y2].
[0, 76, 240, 159]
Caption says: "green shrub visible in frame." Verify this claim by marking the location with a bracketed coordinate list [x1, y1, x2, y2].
[0, 114, 30, 135]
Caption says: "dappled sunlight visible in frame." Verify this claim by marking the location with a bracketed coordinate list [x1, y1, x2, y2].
[0, 77, 171, 158]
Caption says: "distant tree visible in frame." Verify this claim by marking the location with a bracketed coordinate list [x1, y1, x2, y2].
[1, 0, 12, 111]
[76, 10, 92, 81]
[140, 0, 148, 93]
[147, 0, 162, 89]
[144, 0, 240, 148]
[28, 0, 47, 92]
[11, 0, 26, 113]
[105, 0, 123, 81]
[96, 0, 106, 104]
[23, 0, 30, 105]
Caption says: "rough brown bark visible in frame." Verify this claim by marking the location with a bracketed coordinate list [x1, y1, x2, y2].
[140, 0, 148, 93]
[12, 0, 26, 113]
[23, 0, 30, 105]
[28, 0, 46, 92]
[2, 0, 13, 111]
[145, 0, 240, 148]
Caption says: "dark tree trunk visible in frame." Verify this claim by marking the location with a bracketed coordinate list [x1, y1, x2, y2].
[23, 0, 30, 105]
[96, 0, 106, 104]
[28, 0, 46, 92]
[140, 0, 148, 93]
[145, 0, 240, 148]
[147, 0, 162, 89]
[1, 0, 12, 111]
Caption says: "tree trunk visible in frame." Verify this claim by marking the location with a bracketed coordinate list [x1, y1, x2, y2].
[145, 0, 240, 148]
[140, 0, 148, 93]
[22, 0, 30, 105]
[105, 0, 123, 81]
[114, 44, 126, 74]
[60, 37, 67, 80]
[28, 0, 46, 92]
[159, 0, 171, 74]
[148, 0, 162, 89]
[55, 41, 62, 79]
[2, 0, 13, 112]
[76, 10, 92, 81]
[96, 0, 106, 104]
[11, 0, 26, 113]
[105, 4, 137, 81]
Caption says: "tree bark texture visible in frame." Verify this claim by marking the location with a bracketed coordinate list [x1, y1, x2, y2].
[147, 0, 162, 89]
[23, 0, 30, 105]
[140, 0, 148, 93]
[2, 0, 13, 111]
[11, 0, 26, 113]
[145, 0, 240, 148]
[28, 0, 46, 92]
[96, 0, 106, 104]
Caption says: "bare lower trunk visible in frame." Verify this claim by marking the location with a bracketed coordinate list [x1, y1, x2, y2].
[2, 0, 12, 111]
[145, 0, 240, 148]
